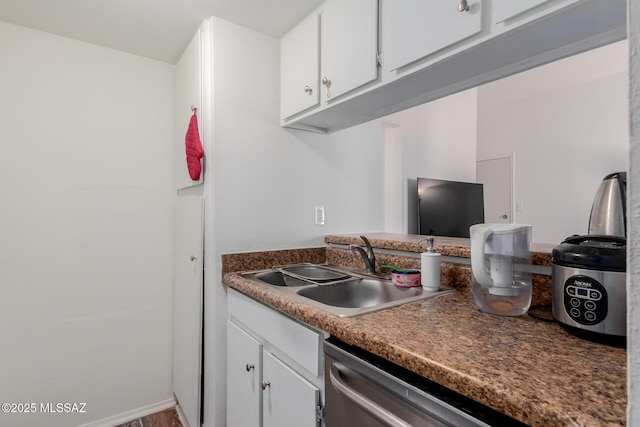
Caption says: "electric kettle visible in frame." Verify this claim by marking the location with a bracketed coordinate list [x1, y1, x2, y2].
[470, 224, 532, 316]
[588, 172, 627, 237]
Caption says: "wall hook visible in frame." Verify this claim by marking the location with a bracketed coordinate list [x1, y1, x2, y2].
[191, 105, 197, 114]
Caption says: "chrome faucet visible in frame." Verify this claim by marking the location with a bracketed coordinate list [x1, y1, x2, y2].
[349, 235, 376, 274]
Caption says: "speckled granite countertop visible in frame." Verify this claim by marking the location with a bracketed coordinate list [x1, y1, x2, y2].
[222, 236, 626, 427]
[324, 233, 557, 266]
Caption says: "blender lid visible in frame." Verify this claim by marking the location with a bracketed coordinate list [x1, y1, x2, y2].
[552, 234, 626, 271]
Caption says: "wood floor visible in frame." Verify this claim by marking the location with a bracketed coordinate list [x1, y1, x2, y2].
[115, 407, 183, 427]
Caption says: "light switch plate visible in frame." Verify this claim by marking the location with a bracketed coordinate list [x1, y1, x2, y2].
[315, 206, 325, 225]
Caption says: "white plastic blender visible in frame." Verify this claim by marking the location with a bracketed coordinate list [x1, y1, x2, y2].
[470, 224, 532, 316]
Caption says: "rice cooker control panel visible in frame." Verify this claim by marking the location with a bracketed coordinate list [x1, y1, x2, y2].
[563, 275, 607, 325]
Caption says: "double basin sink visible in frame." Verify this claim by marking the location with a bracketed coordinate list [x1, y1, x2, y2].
[241, 263, 454, 317]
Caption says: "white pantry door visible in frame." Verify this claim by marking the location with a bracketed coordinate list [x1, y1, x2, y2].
[173, 196, 204, 427]
[477, 157, 513, 224]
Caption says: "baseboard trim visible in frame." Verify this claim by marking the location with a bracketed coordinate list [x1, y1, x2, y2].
[174, 403, 191, 427]
[77, 398, 177, 427]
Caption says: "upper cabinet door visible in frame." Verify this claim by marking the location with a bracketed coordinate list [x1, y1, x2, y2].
[281, 13, 320, 119]
[492, 0, 553, 24]
[320, 0, 378, 101]
[382, 0, 483, 72]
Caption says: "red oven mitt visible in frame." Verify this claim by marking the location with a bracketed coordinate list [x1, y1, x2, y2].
[185, 112, 204, 180]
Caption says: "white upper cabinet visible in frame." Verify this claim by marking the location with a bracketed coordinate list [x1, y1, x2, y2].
[492, 0, 553, 24]
[280, 0, 378, 121]
[382, 0, 483, 72]
[281, 0, 625, 133]
[281, 13, 320, 120]
[320, 0, 379, 101]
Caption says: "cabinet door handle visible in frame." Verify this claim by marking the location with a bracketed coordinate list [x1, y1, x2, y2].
[261, 381, 270, 390]
[329, 363, 410, 427]
[304, 85, 312, 95]
[322, 77, 332, 98]
[190, 255, 197, 262]
[501, 214, 508, 219]
[458, 0, 470, 12]
[245, 363, 254, 372]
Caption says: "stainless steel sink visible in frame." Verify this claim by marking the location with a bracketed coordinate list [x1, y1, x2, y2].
[240, 264, 455, 317]
[297, 278, 423, 308]
[251, 270, 289, 286]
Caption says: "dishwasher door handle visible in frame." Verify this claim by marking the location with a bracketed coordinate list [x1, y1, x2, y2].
[329, 362, 413, 427]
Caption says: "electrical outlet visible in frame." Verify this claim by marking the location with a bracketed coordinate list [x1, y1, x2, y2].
[315, 206, 325, 225]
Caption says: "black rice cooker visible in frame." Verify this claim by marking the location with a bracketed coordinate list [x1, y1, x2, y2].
[551, 235, 626, 345]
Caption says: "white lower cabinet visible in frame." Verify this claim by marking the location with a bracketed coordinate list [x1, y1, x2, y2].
[262, 351, 320, 427]
[227, 289, 326, 427]
[227, 321, 261, 427]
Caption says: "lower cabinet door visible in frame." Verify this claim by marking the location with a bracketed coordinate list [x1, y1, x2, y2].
[227, 321, 262, 427]
[262, 351, 320, 427]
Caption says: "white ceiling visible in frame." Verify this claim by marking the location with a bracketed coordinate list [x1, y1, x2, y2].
[0, 0, 323, 64]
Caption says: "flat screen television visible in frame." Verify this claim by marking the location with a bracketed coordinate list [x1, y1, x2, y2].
[417, 177, 485, 238]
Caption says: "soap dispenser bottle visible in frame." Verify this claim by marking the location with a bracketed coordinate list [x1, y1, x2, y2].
[421, 237, 441, 291]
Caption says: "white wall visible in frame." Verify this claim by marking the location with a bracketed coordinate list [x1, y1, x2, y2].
[477, 40, 629, 244]
[377, 89, 479, 233]
[0, 22, 175, 427]
[211, 20, 385, 253]
[203, 17, 386, 427]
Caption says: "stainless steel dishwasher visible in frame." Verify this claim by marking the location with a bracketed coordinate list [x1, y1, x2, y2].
[323, 339, 528, 427]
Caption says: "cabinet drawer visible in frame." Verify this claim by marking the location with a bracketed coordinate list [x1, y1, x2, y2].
[228, 289, 325, 377]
